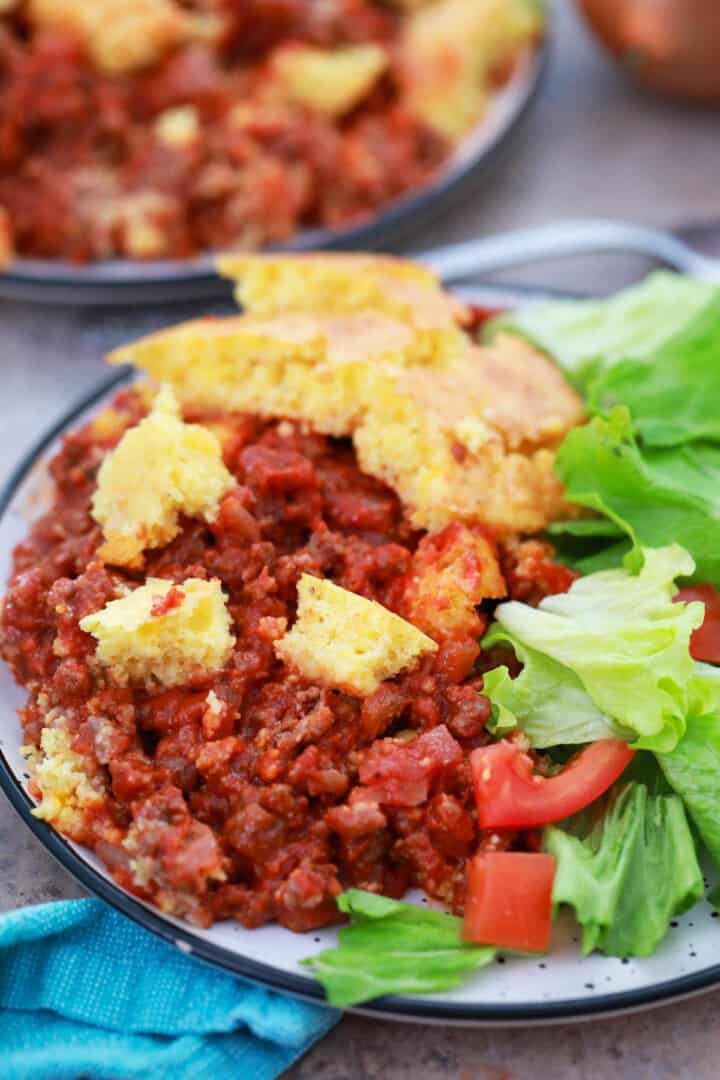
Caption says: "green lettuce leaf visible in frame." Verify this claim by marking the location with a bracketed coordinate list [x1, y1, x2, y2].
[658, 710, 720, 869]
[589, 296, 720, 447]
[483, 628, 625, 748]
[302, 890, 495, 1006]
[546, 519, 624, 540]
[544, 782, 704, 956]
[551, 538, 634, 577]
[486, 545, 706, 752]
[487, 272, 717, 389]
[554, 408, 720, 586]
[544, 519, 632, 577]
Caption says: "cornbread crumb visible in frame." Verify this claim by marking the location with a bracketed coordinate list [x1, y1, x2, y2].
[27, 0, 188, 74]
[155, 105, 199, 147]
[271, 44, 388, 117]
[403, 523, 506, 640]
[90, 406, 134, 443]
[400, 0, 541, 138]
[454, 416, 491, 453]
[205, 689, 224, 715]
[25, 724, 105, 839]
[92, 385, 234, 567]
[275, 574, 437, 696]
[80, 577, 235, 687]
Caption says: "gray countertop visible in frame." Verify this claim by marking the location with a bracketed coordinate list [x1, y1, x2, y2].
[2, 2, 720, 1077]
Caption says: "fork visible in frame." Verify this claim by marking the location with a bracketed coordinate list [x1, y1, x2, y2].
[415, 219, 720, 285]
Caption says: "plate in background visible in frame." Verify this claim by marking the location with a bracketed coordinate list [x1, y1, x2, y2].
[1, 281, 718, 1024]
[0, 46, 547, 306]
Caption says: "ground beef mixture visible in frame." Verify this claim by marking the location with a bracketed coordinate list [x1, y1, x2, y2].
[0, 1, 449, 261]
[0, 386, 575, 931]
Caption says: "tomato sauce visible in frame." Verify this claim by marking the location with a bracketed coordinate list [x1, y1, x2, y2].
[0, 388, 574, 930]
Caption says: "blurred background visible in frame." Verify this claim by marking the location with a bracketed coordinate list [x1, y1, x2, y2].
[405, 0, 720, 289]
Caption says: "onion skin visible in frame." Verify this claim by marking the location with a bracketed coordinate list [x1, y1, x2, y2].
[579, 0, 720, 102]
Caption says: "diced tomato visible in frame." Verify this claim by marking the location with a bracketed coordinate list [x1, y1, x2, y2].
[463, 851, 556, 952]
[470, 739, 634, 829]
[150, 586, 185, 617]
[675, 584, 720, 663]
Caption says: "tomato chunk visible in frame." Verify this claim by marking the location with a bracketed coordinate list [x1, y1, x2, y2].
[358, 725, 462, 807]
[463, 852, 556, 952]
[470, 739, 634, 829]
[675, 584, 720, 663]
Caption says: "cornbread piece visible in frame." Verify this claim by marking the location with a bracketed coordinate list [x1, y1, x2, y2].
[155, 106, 200, 148]
[275, 574, 437, 696]
[80, 577, 234, 687]
[24, 723, 106, 841]
[402, 523, 506, 641]
[92, 385, 233, 567]
[354, 334, 584, 532]
[215, 252, 468, 333]
[109, 311, 456, 436]
[468, 333, 583, 448]
[271, 45, 388, 117]
[400, 0, 541, 137]
[27, 0, 188, 74]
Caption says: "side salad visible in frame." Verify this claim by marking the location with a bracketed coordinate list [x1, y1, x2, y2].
[304, 273, 720, 1006]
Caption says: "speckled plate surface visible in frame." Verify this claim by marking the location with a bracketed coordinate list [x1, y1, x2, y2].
[2, 282, 720, 1024]
[0, 45, 546, 305]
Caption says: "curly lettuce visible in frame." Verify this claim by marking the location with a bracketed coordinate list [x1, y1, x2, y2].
[588, 296, 720, 447]
[658, 710, 720, 869]
[483, 546, 710, 752]
[553, 408, 720, 585]
[545, 781, 704, 957]
[487, 272, 718, 391]
[483, 630, 625, 748]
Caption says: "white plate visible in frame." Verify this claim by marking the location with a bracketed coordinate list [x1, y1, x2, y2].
[2, 286, 720, 1024]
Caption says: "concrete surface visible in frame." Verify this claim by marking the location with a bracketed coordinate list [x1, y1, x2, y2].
[2, 2, 720, 1077]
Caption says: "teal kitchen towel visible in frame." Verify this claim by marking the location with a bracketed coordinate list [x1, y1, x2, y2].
[0, 898, 338, 1079]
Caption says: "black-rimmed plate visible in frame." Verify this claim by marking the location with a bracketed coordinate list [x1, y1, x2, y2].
[2, 282, 719, 1024]
[0, 46, 547, 306]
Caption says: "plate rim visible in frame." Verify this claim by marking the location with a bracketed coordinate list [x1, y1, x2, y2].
[3, 284, 720, 1023]
[0, 41, 548, 303]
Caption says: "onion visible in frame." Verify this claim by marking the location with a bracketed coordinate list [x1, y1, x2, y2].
[578, 0, 720, 101]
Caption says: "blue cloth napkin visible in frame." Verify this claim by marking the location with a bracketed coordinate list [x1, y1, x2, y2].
[0, 899, 339, 1080]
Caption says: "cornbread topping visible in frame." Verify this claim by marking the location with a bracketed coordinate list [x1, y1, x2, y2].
[275, 574, 438, 696]
[92, 385, 234, 567]
[112, 255, 583, 534]
[79, 577, 235, 687]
